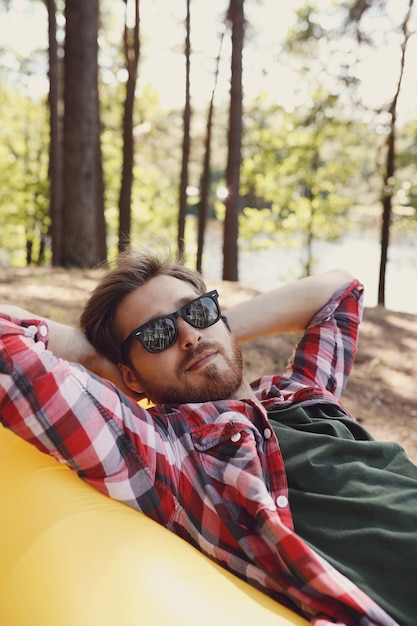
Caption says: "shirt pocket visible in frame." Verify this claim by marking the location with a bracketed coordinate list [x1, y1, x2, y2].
[191, 411, 258, 462]
[190, 412, 266, 496]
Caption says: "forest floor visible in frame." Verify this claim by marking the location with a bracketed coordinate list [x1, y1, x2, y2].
[1, 266, 416, 463]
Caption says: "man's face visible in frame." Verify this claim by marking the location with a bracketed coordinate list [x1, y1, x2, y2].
[115, 274, 243, 405]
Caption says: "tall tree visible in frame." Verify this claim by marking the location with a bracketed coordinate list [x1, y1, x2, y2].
[223, 0, 244, 282]
[118, 0, 140, 254]
[196, 22, 226, 274]
[377, 0, 414, 305]
[61, 0, 106, 267]
[342, 0, 415, 306]
[177, 0, 191, 260]
[45, 0, 63, 267]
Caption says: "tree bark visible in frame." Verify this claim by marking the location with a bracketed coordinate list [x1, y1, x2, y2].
[62, 0, 106, 267]
[377, 0, 414, 305]
[45, 0, 63, 266]
[223, 0, 244, 282]
[196, 22, 225, 274]
[118, 0, 140, 254]
[178, 0, 191, 260]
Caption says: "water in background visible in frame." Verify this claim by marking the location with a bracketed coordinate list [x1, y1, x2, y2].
[199, 220, 417, 315]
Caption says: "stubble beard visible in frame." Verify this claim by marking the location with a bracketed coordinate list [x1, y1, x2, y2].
[139, 340, 244, 406]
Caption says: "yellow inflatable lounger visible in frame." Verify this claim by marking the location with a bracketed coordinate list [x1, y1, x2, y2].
[0, 427, 308, 626]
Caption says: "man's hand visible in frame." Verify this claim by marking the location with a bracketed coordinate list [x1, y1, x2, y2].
[0, 304, 141, 401]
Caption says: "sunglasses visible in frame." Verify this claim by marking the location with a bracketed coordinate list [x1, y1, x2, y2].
[121, 290, 222, 355]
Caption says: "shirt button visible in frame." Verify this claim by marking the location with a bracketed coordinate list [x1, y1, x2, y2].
[231, 432, 241, 443]
[276, 495, 288, 509]
[38, 324, 48, 337]
[263, 428, 272, 440]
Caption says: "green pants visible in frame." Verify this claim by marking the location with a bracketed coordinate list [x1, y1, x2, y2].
[269, 403, 417, 626]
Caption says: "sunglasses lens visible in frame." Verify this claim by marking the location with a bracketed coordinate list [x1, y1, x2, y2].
[184, 295, 219, 328]
[141, 317, 177, 353]
[126, 292, 221, 355]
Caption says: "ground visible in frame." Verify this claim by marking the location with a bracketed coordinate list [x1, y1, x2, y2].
[1, 266, 416, 462]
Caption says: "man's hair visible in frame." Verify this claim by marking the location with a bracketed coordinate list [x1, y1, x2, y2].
[80, 250, 207, 364]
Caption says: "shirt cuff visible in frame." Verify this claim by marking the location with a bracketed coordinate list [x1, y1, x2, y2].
[308, 279, 364, 328]
[22, 319, 50, 347]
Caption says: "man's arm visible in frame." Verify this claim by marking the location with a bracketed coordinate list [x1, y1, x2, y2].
[0, 306, 168, 519]
[225, 269, 355, 344]
[0, 304, 95, 361]
[0, 304, 131, 394]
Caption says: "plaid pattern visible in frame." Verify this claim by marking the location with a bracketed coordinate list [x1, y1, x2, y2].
[0, 281, 398, 625]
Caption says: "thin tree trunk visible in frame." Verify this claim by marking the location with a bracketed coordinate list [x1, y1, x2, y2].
[178, 0, 191, 260]
[46, 0, 63, 266]
[223, 0, 244, 282]
[118, 0, 140, 254]
[96, 118, 107, 263]
[196, 23, 225, 274]
[377, 0, 414, 305]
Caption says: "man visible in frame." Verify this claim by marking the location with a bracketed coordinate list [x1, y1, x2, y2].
[0, 251, 415, 626]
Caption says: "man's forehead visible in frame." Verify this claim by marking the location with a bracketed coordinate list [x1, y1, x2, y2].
[120, 275, 199, 324]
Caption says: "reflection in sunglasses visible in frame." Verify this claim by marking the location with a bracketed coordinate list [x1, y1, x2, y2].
[122, 290, 221, 355]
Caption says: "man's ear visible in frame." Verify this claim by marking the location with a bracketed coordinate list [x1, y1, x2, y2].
[118, 362, 144, 394]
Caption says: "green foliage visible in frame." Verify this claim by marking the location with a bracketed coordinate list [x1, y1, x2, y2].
[100, 78, 181, 257]
[1, 0, 416, 273]
[237, 91, 366, 272]
[286, 1, 329, 47]
[0, 84, 50, 265]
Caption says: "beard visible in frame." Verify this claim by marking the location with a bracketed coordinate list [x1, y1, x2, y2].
[136, 339, 244, 406]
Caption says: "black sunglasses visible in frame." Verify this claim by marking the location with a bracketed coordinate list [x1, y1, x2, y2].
[121, 290, 222, 355]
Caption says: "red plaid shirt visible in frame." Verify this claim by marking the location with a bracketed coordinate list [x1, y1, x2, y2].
[0, 281, 398, 625]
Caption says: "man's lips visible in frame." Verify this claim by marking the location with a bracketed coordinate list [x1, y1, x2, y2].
[185, 350, 217, 372]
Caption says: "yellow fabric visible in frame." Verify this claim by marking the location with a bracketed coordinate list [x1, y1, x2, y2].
[0, 426, 307, 626]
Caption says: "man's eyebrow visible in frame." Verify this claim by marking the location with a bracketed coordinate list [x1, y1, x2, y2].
[175, 294, 198, 309]
[146, 294, 199, 322]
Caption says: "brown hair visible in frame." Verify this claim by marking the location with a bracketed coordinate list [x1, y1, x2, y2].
[80, 250, 207, 364]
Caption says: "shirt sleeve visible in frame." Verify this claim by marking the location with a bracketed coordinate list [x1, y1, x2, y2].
[0, 314, 174, 526]
[283, 279, 364, 398]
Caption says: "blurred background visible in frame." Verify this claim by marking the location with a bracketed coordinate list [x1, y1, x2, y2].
[1, 0, 416, 312]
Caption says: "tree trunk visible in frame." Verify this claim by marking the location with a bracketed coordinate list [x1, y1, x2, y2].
[118, 0, 140, 254]
[304, 186, 315, 277]
[62, 0, 106, 267]
[377, 0, 414, 306]
[196, 101, 214, 275]
[223, 0, 244, 282]
[196, 22, 225, 274]
[95, 118, 107, 263]
[46, 0, 63, 267]
[178, 0, 191, 260]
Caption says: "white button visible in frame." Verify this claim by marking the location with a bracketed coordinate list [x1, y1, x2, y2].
[264, 428, 272, 440]
[231, 432, 241, 443]
[276, 495, 288, 509]
[26, 324, 38, 336]
[38, 324, 48, 337]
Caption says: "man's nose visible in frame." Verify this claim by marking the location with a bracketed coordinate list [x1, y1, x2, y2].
[176, 316, 202, 349]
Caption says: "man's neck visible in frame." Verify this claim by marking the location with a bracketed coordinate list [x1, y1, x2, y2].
[230, 379, 261, 406]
